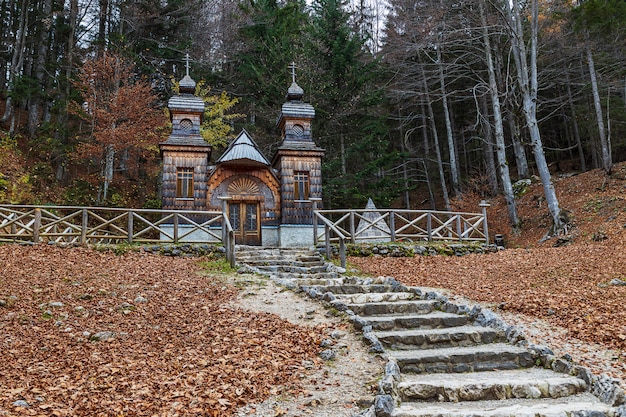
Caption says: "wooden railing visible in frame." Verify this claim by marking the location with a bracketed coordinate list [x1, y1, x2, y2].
[0, 205, 236, 266]
[313, 201, 490, 268]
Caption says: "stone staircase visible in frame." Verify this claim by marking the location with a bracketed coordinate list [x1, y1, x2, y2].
[235, 246, 625, 417]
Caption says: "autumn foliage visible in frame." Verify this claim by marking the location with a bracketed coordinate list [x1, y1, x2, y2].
[71, 53, 167, 204]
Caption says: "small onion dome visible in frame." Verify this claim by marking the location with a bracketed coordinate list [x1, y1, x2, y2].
[179, 74, 196, 94]
[286, 81, 304, 101]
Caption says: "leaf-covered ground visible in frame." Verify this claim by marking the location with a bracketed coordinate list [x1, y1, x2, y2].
[0, 245, 325, 416]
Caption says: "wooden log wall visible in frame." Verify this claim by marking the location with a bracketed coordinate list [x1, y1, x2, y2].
[162, 148, 210, 223]
[274, 149, 323, 225]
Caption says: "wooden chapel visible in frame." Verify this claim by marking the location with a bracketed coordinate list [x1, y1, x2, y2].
[159, 65, 324, 246]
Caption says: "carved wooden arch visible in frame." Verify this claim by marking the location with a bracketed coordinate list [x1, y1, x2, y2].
[228, 177, 260, 196]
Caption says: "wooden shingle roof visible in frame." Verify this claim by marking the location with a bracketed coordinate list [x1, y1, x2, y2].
[217, 129, 270, 166]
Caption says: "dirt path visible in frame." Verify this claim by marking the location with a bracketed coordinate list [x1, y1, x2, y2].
[230, 274, 384, 417]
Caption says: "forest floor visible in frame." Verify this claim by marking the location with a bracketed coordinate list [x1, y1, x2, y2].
[1, 163, 626, 415]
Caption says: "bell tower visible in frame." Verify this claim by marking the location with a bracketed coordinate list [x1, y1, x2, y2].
[272, 63, 324, 245]
[159, 55, 211, 211]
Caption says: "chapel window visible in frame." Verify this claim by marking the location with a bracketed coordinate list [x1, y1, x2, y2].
[176, 168, 194, 199]
[294, 171, 310, 201]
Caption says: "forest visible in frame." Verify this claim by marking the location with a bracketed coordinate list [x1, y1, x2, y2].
[1, 0, 625, 235]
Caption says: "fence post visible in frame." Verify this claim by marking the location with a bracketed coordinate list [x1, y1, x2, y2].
[311, 198, 322, 246]
[389, 211, 396, 242]
[339, 237, 346, 269]
[456, 215, 462, 242]
[81, 208, 88, 245]
[127, 211, 134, 244]
[33, 208, 41, 243]
[427, 212, 432, 242]
[480, 200, 490, 244]
[349, 211, 356, 243]
[325, 224, 331, 260]
[173, 213, 179, 243]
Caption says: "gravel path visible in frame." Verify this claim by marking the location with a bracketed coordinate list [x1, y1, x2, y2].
[230, 275, 384, 417]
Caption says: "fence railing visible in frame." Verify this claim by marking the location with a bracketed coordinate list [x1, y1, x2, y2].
[0, 205, 236, 267]
[313, 201, 490, 268]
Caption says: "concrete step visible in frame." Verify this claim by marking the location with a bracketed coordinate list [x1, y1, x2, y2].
[396, 368, 587, 402]
[364, 312, 470, 331]
[389, 343, 534, 374]
[375, 325, 505, 350]
[343, 300, 438, 316]
[391, 393, 614, 417]
[334, 292, 418, 304]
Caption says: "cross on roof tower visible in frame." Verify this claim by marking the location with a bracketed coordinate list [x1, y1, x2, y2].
[288, 62, 297, 84]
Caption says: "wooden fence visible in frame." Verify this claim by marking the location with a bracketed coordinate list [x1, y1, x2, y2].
[0, 205, 235, 266]
[313, 201, 490, 268]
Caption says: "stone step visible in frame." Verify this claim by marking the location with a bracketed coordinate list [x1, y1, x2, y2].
[253, 264, 329, 274]
[236, 256, 324, 265]
[343, 300, 438, 316]
[391, 393, 613, 417]
[396, 368, 587, 402]
[388, 343, 534, 374]
[271, 271, 340, 280]
[311, 284, 404, 294]
[374, 325, 505, 350]
[275, 277, 346, 288]
[334, 292, 418, 304]
[364, 312, 470, 331]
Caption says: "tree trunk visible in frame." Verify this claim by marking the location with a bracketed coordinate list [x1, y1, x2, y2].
[479, 95, 498, 195]
[420, 103, 437, 210]
[586, 45, 611, 174]
[102, 144, 115, 202]
[437, 46, 460, 197]
[421, 70, 451, 211]
[1, 0, 29, 124]
[480, 0, 519, 229]
[97, 0, 109, 55]
[508, 0, 564, 236]
[565, 75, 586, 172]
[27, 0, 53, 137]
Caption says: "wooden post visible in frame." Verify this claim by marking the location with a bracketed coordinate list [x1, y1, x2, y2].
[427, 212, 432, 242]
[33, 208, 41, 243]
[339, 237, 346, 269]
[173, 213, 179, 243]
[81, 208, 88, 245]
[227, 228, 235, 268]
[325, 224, 331, 260]
[390, 211, 396, 242]
[127, 211, 134, 244]
[456, 215, 462, 242]
[480, 200, 490, 244]
[311, 198, 321, 245]
[349, 211, 356, 243]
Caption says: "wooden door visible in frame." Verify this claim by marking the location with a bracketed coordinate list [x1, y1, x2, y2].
[229, 202, 261, 245]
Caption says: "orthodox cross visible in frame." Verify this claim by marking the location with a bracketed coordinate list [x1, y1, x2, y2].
[185, 53, 190, 76]
[288, 62, 297, 83]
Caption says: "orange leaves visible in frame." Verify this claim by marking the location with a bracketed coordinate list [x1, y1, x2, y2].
[0, 245, 324, 416]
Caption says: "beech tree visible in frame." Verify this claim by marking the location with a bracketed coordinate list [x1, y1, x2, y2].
[505, 0, 565, 235]
[72, 54, 166, 203]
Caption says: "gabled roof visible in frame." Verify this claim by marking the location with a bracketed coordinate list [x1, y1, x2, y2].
[217, 129, 270, 166]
